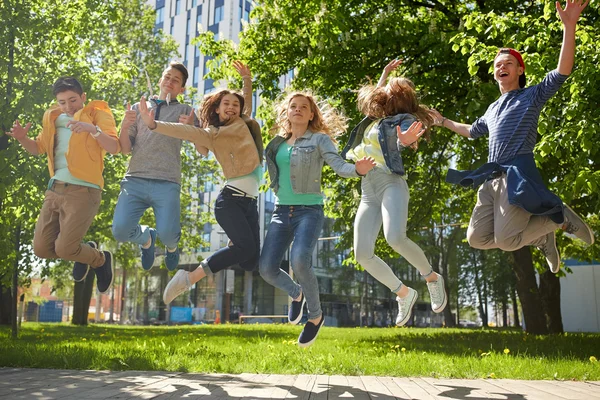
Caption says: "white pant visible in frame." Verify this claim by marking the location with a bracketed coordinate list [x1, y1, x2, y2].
[354, 168, 433, 293]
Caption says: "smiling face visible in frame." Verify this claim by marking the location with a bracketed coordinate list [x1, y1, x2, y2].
[287, 95, 314, 128]
[158, 67, 185, 99]
[494, 54, 523, 88]
[55, 90, 86, 117]
[215, 93, 241, 123]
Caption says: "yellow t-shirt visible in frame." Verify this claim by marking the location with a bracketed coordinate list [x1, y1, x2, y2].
[345, 119, 391, 174]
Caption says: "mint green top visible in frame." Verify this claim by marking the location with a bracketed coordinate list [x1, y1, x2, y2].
[48, 114, 101, 190]
[275, 142, 323, 205]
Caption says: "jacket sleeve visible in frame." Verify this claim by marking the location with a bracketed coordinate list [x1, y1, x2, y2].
[94, 107, 121, 153]
[242, 76, 253, 117]
[319, 135, 359, 178]
[153, 121, 216, 150]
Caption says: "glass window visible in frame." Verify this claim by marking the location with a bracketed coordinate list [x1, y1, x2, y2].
[155, 7, 164, 24]
[193, 65, 200, 86]
[214, 5, 224, 24]
[175, 0, 182, 15]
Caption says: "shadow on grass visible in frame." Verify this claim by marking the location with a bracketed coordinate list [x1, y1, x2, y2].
[0, 368, 530, 400]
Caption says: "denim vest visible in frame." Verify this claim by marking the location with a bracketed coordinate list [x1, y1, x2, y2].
[265, 130, 358, 194]
[341, 113, 416, 176]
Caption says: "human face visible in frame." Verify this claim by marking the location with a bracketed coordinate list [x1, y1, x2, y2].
[287, 96, 314, 128]
[158, 67, 185, 98]
[494, 54, 523, 87]
[56, 90, 86, 117]
[215, 94, 241, 123]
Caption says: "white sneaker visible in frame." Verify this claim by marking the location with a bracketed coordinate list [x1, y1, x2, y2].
[536, 231, 560, 273]
[396, 287, 417, 326]
[163, 270, 191, 304]
[563, 204, 595, 245]
[426, 273, 448, 314]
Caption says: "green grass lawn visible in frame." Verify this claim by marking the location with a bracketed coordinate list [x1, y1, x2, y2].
[1, 323, 599, 380]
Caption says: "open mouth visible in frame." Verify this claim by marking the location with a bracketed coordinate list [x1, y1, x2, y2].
[498, 71, 509, 77]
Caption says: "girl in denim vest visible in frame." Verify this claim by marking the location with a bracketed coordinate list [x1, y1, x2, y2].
[261, 92, 375, 347]
[341, 61, 447, 326]
[138, 63, 265, 307]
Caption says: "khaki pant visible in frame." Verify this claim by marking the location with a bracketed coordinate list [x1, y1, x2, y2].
[33, 181, 105, 267]
[467, 175, 560, 251]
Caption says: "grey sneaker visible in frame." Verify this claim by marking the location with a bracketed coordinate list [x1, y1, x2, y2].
[536, 231, 560, 273]
[396, 287, 417, 327]
[563, 204, 595, 245]
[163, 270, 191, 304]
[426, 273, 448, 313]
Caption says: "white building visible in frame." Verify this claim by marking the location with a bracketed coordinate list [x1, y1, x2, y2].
[561, 259, 600, 332]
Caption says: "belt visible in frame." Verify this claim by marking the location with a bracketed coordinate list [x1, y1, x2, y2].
[223, 185, 257, 199]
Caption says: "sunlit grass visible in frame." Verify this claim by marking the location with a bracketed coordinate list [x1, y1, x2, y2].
[1, 323, 599, 380]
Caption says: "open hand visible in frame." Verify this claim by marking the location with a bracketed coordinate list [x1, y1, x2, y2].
[429, 109, 444, 126]
[397, 121, 425, 147]
[557, 0, 589, 27]
[138, 96, 157, 129]
[233, 60, 251, 78]
[6, 120, 32, 140]
[67, 120, 96, 134]
[122, 102, 137, 129]
[179, 108, 196, 125]
[383, 59, 403, 74]
[355, 156, 376, 176]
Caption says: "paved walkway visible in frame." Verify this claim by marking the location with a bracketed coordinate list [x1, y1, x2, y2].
[1, 368, 600, 399]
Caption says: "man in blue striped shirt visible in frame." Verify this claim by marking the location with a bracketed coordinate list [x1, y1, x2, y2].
[432, 0, 593, 273]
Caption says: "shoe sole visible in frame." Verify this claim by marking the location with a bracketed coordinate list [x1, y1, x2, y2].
[564, 204, 595, 245]
[297, 319, 325, 348]
[396, 292, 417, 327]
[163, 272, 188, 304]
[289, 296, 306, 325]
[98, 251, 114, 294]
[73, 241, 98, 282]
[547, 232, 561, 274]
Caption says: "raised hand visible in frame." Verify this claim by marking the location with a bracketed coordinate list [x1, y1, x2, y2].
[179, 108, 195, 125]
[6, 120, 32, 140]
[355, 156, 376, 176]
[122, 102, 137, 130]
[397, 121, 425, 147]
[67, 120, 96, 134]
[557, 0, 589, 27]
[138, 96, 157, 129]
[232, 60, 251, 78]
[429, 109, 444, 126]
[383, 59, 403, 74]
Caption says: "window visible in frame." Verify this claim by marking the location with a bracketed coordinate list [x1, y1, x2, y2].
[193, 65, 200, 86]
[155, 7, 165, 24]
[214, 5, 224, 24]
[192, 0, 197, 6]
[196, 8, 202, 33]
[186, 44, 194, 64]
[175, 0, 182, 15]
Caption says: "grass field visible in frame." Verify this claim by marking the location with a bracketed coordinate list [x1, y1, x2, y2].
[1, 323, 599, 380]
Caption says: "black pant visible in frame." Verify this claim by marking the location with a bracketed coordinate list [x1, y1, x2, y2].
[206, 187, 260, 273]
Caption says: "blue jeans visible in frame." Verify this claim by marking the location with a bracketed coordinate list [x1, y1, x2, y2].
[112, 177, 181, 248]
[204, 187, 260, 274]
[259, 205, 324, 320]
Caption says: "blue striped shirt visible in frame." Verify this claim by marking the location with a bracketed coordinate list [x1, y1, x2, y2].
[469, 70, 568, 163]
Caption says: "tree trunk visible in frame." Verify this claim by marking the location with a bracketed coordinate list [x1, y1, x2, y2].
[539, 270, 563, 334]
[0, 282, 12, 325]
[511, 284, 520, 328]
[72, 272, 95, 326]
[143, 275, 149, 324]
[511, 247, 548, 334]
[119, 267, 127, 324]
[502, 298, 508, 327]
[12, 223, 21, 339]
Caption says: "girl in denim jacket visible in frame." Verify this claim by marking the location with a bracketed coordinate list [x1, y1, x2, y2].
[260, 92, 375, 347]
[341, 61, 447, 327]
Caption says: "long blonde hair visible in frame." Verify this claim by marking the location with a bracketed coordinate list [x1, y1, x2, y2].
[271, 92, 348, 143]
[357, 77, 433, 132]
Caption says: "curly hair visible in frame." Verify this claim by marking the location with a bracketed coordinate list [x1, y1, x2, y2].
[357, 77, 433, 131]
[271, 92, 348, 143]
[198, 89, 245, 128]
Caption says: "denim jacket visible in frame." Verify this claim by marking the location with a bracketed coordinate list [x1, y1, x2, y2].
[265, 130, 358, 194]
[341, 113, 416, 176]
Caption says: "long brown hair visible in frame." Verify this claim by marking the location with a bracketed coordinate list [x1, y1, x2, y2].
[271, 92, 347, 143]
[198, 89, 245, 128]
[357, 77, 433, 132]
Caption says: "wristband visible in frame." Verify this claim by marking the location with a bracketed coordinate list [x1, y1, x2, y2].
[91, 126, 102, 138]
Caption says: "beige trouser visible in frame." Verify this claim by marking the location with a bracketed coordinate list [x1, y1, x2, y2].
[33, 181, 105, 267]
[467, 175, 560, 251]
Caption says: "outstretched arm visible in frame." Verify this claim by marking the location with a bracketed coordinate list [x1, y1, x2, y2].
[233, 61, 253, 116]
[377, 59, 403, 87]
[556, 0, 589, 76]
[430, 109, 472, 138]
[5, 120, 39, 155]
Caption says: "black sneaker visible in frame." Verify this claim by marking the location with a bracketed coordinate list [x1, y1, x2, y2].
[94, 251, 114, 294]
[288, 292, 305, 325]
[72, 241, 97, 282]
[298, 316, 325, 348]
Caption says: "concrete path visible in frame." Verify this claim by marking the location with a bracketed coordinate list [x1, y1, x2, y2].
[1, 368, 600, 399]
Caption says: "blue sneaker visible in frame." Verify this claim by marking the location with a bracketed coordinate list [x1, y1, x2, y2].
[165, 247, 180, 271]
[140, 228, 157, 271]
